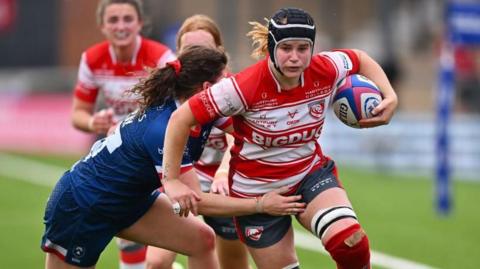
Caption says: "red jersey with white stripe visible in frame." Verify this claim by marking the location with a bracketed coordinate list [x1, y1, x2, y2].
[188, 50, 359, 197]
[73, 36, 176, 121]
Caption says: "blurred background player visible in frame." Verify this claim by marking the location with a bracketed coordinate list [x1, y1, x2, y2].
[69, 1, 175, 268]
[71, 0, 175, 136]
[161, 7, 398, 269]
[145, 15, 251, 269]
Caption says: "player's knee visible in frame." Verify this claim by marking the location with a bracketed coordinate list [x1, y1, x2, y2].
[310, 206, 370, 269]
[325, 223, 370, 269]
[310, 206, 358, 241]
[194, 224, 217, 253]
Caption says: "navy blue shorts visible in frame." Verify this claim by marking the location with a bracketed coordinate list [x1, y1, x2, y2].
[40, 173, 159, 267]
[203, 216, 238, 240]
[234, 160, 341, 248]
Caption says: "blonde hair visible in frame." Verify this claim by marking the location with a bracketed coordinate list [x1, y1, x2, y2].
[246, 18, 269, 59]
[176, 15, 224, 51]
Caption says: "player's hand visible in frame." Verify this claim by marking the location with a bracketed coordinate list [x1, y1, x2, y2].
[210, 174, 229, 196]
[163, 179, 201, 217]
[259, 186, 306, 216]
[359, 93, 398, 128]
[89, 108, 116, 135]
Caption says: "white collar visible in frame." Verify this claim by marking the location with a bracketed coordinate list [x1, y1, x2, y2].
[267, 61, 305, 93]
[109, 35, 142, 65]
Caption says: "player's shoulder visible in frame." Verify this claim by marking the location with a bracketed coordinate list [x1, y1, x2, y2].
[312, 50, 357, 70]
[232, 59, 268, 93]
[140, 37, 173, 58]
[142, 101, 176, 138]
[81, 41, 111, 68]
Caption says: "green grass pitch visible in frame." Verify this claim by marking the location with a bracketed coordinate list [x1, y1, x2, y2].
[1, 152, 479, 269]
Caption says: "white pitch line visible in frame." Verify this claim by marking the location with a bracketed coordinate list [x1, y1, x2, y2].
[0, 153, 439, 269]
[0, 153, 66, 187]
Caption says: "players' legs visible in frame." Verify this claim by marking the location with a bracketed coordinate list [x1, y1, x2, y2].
[246, 227, 298, 269]
[145, 247, 177, 269]
[117, 194, 219, 269]
[216, 237, 251, 269]
[202, 215, 251, 269]
[296, 187, 370, 269]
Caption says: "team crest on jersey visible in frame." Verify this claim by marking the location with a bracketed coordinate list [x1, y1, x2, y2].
[308, 100, 325, 118]
[245, 226, 264, 241]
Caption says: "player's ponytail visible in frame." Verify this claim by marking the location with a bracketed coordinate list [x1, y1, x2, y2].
[131, 45, 227, 114]
[247, 19, 269, 60]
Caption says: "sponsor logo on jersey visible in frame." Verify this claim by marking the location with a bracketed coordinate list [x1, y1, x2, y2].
[199, 91, 216, 119]
[308, 100, 325, 118]
[206, 136, 227, 150]
[93, 69, 114, 76]
[222, 94, 237, 114]
[287, 109, 300, 125]
[245, 226, 264, 241]
[338, 51, 353, 70]
[305, 86, 331, 99]
[288, 109, 298, 119]
[252, 125, 323, 147]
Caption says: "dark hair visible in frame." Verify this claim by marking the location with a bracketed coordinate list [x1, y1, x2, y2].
[131, 45, 227, 113]
[96, 0, 144, 25]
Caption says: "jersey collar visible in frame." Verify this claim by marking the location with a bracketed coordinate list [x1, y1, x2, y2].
[109, 35, 142, 65]
[266, 60, 305, 93]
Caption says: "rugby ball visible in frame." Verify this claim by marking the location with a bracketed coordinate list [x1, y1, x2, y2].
[332, 74, 383, 128]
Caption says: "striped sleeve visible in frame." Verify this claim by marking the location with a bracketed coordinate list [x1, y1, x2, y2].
[320, 49, 360, 86]
[73, 52, 99, 103]
[188, 77, 245, 125]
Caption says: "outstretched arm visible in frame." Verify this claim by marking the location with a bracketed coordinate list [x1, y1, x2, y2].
[162, 103, 202, 217]
[199, 187, 305, 217]
[179, 169, 306, 217]
[354, 49, 398, 128]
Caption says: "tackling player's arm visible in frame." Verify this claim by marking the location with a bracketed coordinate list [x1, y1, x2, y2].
[162, 103, 202, 217]
[179, 169, 305, 217]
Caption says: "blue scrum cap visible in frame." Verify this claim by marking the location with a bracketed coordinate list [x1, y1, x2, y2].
[268, 7, 316, 71]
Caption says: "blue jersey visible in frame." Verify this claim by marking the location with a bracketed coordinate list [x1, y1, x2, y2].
[67, 98, 213, 219]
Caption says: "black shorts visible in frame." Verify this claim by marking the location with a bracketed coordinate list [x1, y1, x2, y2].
[203, 216, 238, 240]
[234, 160, 341, 248]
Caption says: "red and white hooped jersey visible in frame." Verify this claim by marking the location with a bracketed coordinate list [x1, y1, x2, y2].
[189, 50, 359, 197]
[73, 35, 176, 121]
